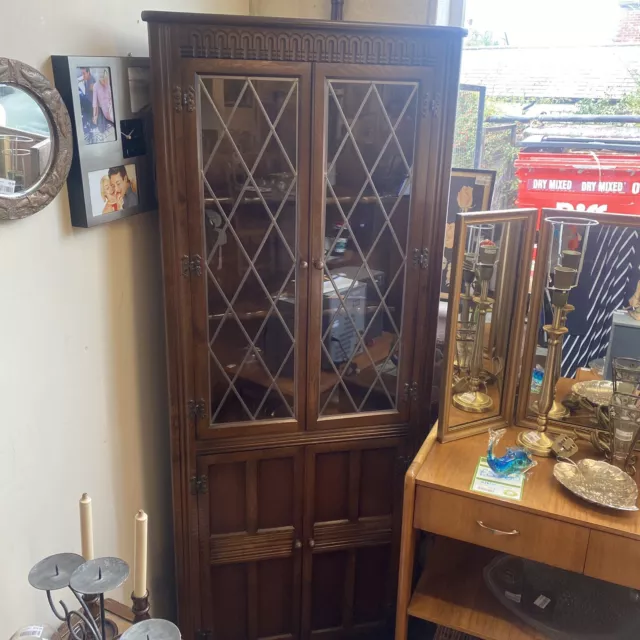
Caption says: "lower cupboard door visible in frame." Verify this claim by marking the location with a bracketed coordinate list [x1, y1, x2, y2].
[305, 545, 394, 639]
[207, 556, 301, 640]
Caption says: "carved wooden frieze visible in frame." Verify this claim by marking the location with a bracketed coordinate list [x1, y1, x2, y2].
[0, 58, 72, 220]
[178, 26, 439, 66]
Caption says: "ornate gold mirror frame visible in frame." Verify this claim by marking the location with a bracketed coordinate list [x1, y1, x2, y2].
[0, 58, 72, 220]
[438, 208, 537, 442]
[516, 209, 640, 443]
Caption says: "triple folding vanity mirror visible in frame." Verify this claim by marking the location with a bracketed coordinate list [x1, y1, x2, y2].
[437, 208, 640, 449]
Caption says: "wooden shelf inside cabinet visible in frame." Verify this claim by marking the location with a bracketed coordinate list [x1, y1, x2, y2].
[225, 331, 397, 397]
[408, 538, 545, 640]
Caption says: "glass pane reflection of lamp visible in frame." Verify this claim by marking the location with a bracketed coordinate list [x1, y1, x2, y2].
[453, 226, 499, 413]
[518, 216, 598, 456]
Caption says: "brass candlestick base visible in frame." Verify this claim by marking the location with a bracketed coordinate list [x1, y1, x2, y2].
[131, 590, 151, 623]
[452, 389, 493, 413]
[517, 429, 554, 457]
[549, 399, 569, 420]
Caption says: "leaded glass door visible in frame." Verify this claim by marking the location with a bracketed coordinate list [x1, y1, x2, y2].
[307, 65, 434, 430]
[184, 60, 311, 438]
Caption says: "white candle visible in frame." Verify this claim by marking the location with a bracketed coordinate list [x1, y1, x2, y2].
[133, 510, 148, 598]
[79, 493, 94, 561]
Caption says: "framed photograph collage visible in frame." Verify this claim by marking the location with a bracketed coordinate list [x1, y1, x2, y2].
[52, 56, 156, 227]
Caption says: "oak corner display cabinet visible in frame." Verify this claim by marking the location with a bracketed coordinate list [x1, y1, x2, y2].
[144, 10, 464, 639]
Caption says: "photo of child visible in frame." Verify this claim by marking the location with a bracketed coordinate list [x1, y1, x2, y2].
[88, 164, 138, 217]
[77, 66, 116, 145]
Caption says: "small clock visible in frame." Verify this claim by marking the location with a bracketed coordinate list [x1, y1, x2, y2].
[120, 118, 146, 159]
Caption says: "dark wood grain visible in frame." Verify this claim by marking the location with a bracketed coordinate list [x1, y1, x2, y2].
[146, 11, 464, 637]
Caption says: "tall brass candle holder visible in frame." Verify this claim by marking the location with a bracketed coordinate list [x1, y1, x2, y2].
[454, 253, 477, 382]
[453, 243, 499, 413]
[519, 217, 598, 456]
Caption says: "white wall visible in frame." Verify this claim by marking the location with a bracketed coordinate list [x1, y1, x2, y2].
[0, 0, 247, 635]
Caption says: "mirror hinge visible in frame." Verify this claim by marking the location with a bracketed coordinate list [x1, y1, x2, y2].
[403, 382, 418, 402]
[420, 248, 429, 270]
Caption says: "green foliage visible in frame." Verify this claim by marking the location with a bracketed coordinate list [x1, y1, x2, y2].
[576, 82, 640, 116]
[465, 29, 501, 47]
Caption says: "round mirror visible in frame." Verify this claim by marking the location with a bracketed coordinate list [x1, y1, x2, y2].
[0, 84, 53, 196]
[0, 58, 72, 220]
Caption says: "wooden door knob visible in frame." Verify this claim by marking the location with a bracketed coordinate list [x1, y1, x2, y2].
[294, 540, 302, 549]
[299, 260, 309, 269]
[308, 539, 315, 549]
[312, 259, 325, 270]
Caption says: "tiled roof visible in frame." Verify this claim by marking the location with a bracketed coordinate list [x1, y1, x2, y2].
[461, 44, 640, 100]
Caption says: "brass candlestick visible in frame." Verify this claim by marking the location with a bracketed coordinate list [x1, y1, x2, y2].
[519, 264, 578, 456]
[453, 246, 497, 413]
[548, 304, 573, 420]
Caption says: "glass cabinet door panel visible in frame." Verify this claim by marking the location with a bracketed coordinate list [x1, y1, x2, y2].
[317, 79, 420, 418]
[198, 75, 301, 426]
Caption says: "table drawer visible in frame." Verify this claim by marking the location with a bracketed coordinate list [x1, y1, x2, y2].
[414, 487, 589, 573]
[585, 531, 640, 590]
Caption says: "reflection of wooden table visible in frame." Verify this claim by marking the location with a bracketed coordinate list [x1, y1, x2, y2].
[396, 427, 640, 640]
[227, 331, 396, 396]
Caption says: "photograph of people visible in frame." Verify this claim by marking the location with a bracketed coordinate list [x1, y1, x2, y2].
[88, 164, 138, 217]
[99, 175, 120, 214]
[109, 165, 138, 208]
[76, 66, 116, 145]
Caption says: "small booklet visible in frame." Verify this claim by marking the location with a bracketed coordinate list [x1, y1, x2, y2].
[470, 457, 525, 501]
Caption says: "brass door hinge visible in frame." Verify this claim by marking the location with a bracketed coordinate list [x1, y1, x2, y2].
[188, 399, 206, 420]
[181, 254, 202, 277]
[173, 85, 183, 112]
[190, 475, 208, 495]
[419, 248, 429, 270]
[403, 382, 418, 402]
[412, 248, 428, 269]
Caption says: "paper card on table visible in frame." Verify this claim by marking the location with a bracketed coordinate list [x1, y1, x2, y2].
[470, 457, 525, 501]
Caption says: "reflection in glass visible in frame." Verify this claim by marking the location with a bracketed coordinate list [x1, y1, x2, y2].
[318, 80, 419, 417]
[199, 76, 299, 425]
[0, 84, 52, 195]
[525, 221, 640, 436]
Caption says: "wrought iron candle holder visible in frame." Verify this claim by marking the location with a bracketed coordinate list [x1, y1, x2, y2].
[519, 216, 598, 456]
[29, 554, 129, 640]
[613, 357, 640, 396]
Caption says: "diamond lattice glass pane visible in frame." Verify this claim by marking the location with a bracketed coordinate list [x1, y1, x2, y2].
[200, 75, 299, 425]
[319, 80, 418, 417]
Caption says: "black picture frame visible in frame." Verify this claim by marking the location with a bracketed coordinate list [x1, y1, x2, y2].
[441, 168, 496, 298]
[52, 56, 156, 228]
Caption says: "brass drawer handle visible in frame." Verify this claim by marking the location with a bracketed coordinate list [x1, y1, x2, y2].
[477, 520, 519, 536]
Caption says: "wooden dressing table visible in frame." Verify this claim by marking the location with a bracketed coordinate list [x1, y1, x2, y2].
[395, 427, 640, 640]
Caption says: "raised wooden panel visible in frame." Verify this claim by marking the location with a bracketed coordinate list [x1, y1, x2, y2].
[353, 545, 392, 625]
[313, 450, 350, 522]
[198, 448, 303, 637]
[258, 456, 296, 530]
[257, 557, 296, 638]
[311, 551, 349, 631]
[210, 563, 248, 640]
[209, 461, 247, 535]
[208, 556, 299, 640]
[359, 447, 395, 518]
[303, 438, 403, 638]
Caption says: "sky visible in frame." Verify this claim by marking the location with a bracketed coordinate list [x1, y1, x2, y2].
[465, 0, 623, 46]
